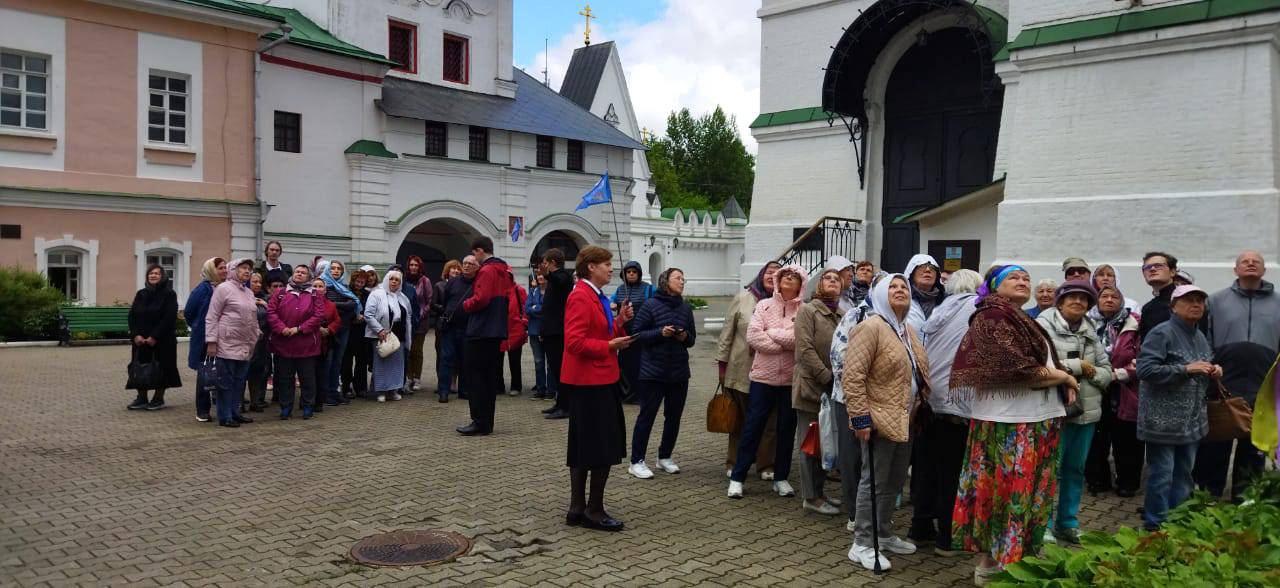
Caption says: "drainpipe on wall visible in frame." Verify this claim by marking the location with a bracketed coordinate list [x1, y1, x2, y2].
[253, 24, 293, 260]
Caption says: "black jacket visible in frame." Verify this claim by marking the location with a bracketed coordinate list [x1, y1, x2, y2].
[541, 267, 574, 337]
[440, 275, 474, 332]
[127, 281, 183, 389]
[630, 290, 696, 382]
[1139, 282, 1208, 343]
[325, 288, 358, 323]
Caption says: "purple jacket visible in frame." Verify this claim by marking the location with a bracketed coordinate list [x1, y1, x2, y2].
[267, 286, 324, 358]
[205, 281, 261, 361]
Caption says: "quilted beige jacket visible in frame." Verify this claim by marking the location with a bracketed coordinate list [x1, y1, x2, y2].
[716, 290, 759, 393]
[841, 315, 930, 443]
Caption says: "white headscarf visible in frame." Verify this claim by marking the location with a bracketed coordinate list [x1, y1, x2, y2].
[871, 273, 911, 338]
[379, 269, 411, 322]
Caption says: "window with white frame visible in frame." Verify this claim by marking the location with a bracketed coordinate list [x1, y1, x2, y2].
[147, 72, 188, 145]
[1, 50, 49, 130]
[146, 251, 177, 281]
[47, 249, 81, 300]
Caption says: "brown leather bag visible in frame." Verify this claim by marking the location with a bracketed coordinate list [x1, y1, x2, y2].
[706, 383, 739, 434]
[1205, 382, 1252, 442]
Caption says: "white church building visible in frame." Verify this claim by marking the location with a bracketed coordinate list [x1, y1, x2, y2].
[748, 0, 1280, 292]
[246, 0, 644, 279]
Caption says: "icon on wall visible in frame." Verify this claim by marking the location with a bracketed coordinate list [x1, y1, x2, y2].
[509, 216, 524, 243]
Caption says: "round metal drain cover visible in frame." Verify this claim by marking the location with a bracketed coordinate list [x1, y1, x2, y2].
[349, 530, 471, 567]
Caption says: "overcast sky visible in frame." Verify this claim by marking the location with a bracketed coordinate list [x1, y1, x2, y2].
[514, 0, 762, 151]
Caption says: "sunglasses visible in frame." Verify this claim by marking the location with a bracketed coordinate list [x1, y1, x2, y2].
[1065, 268, 1089, 276]
[1142, 262, 1168, 272]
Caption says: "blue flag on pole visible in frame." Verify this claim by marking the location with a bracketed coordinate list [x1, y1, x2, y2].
[574, 172, 612, 211]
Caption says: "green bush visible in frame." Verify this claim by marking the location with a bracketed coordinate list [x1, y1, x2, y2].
[686, 296, 709, 309]
[0, 266, 66, 341]
[991, 473, 1280, 587]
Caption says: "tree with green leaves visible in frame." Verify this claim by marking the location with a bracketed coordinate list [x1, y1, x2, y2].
[646, 106, 755, 213]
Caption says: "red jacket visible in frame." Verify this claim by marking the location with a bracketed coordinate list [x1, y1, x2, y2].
[561, 280, 625, 386]
[318, 297, 342, 355]
[461, 256, 511, 340]
[501, 283, 529, 353]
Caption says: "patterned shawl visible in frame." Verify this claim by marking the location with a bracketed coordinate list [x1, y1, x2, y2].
[949, 293, 1059, 400]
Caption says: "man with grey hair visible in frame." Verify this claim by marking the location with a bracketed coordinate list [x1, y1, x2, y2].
[435, 255, 478, 403]
[908, 268, 982, 553]
[1195, 250, 1278, 500]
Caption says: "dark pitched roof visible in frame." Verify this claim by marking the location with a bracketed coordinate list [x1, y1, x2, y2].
[377, 68, 645, 151]
[558, 41, 614, 110]
[722, 197, 747, 220]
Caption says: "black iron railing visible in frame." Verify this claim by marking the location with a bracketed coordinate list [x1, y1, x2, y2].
[776, 216, 863, 275]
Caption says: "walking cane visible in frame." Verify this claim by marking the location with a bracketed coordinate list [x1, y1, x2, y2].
[866, 430, 884, 574]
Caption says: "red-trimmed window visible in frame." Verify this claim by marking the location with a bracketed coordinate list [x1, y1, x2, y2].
[388, 20, 417, 74]
[443, 34, 469, 84]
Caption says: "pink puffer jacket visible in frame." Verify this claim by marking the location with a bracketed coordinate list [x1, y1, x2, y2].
[205, 280, 261, 361]
[747, 265, 808, 386]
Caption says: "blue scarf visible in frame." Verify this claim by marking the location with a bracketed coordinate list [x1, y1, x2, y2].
[598, 290, 614, 335]
[320, 261, 363, 314]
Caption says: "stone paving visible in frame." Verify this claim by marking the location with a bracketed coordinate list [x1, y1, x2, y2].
[0, 303, 1145, 586]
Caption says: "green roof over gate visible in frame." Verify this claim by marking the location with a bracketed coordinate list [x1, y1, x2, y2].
[246, 3, 398, 66]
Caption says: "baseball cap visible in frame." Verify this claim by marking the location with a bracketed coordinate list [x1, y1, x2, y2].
[1171, 284, 1207, 301]
[827, 255, 854, 272]
[1062, 257, 1090, 273]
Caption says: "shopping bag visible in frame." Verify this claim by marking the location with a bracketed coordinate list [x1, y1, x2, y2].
[199, 357, 220, 395]
[818, 393, 841, 470]
[801, 420, 821, 458]
[706, 383, 739, 434]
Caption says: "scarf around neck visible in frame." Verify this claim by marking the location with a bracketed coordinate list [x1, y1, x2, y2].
[949, 293, 1060, 400]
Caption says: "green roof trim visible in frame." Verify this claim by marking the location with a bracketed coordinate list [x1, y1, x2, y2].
[173, 0, 285, 22]
[345, 140, 398, 158]
[263, 232, 351, 241]
[244, 3, 397, 66]
[659, 207, 723, 222]
[1004, 0, 1280, 55]
[892, 208, 928, 224]
[750, 106, 833, 129]
[972, 5, 1009, 54]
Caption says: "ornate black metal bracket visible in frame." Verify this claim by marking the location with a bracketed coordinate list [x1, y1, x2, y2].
[828, 113, 867, 189]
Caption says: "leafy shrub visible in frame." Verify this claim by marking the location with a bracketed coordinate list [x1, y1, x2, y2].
[176, 315, 190, 337]
[991, 473, 1280, 587]
[686, 296, 709, 309]
[0, 266, 66, 341]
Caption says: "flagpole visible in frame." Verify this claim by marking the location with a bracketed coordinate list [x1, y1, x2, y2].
[607, 191, 623, 263]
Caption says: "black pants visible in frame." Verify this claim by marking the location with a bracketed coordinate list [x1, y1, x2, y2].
[630, 379, 689, 463]
[1111, 419, 1145, 492]
[910, 413, 969, 547]
[344, 336, 370, 396]
[544, 335, 566, 407]
[618, 343, 641, 397]
[274, 355, 317, 410]
[464, 338, 502, 431]
[1086, 402, 1117, 490]
[498, 346, 522, 392]
[1194, 437, 1266, 500]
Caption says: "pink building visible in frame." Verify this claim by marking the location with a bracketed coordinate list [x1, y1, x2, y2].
[0, 0, 283, 304]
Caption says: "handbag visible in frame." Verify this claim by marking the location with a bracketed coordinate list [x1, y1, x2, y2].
[705, 383, 739, 434]
[199, 357, 220, 395]
[126, 345, 162, 390]
[1206, 381, 1252, 442]
[801, 420, 821, 458]
[376, 331, 401, 358]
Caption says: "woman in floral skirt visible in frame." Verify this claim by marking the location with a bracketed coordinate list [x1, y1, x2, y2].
[947, 265, 1079, 586]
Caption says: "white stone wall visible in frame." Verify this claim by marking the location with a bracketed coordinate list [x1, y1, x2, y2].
[630, 212, 747, 297]
[918, 205, 999, 272]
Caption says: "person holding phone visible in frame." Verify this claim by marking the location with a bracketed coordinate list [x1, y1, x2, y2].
[627, 268, 696, 479]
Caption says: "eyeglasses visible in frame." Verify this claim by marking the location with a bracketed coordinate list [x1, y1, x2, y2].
[1142, 262, 1168, 272]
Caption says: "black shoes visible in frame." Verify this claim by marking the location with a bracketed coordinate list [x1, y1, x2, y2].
[531, 391, 545, 400]
[544, 409, 569, 420]
[1116, 488, 1137, 498]
[219, 420, 240, 428]
[438, 394, 449, 403]
[565, 511, 624, 531]
[127, 395, 148, 410]
[456, 422, 491, 436]
[566, 512, 585, 527]
[248, 403, 266, 412]
[541, 405, 558, 414]
[144, 400, 165, 411]
[234, 415, 253, 424]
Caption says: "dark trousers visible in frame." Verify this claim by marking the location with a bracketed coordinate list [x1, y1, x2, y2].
[1111, 419, 1145, 492]
[247, 351, 271, 407]
[275, 355, 318, 409]
[325, 330, 349, 402]
[436, 327, 464, 396]
[344, 336, 370, 396]
[544, 335, 565, 406]
[314, 349, 329, 406]
[498, 346, 522, 392]
[1085, 402, 1116, 490]
[464, 338, 502, 431]
[529, 335, 547, 393]
[1194, 437, 1267, 500]
[618, 343, 641, 397]
[630, 379, 689, 463]
[214, 357, 249, 424]
[730, 381, 797, 483]
[910, 414, 969, 547]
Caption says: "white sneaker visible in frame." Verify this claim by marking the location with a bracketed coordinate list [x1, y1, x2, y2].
[726, 468, 733, 478]
[727, 480, 744, 499]
[629, 461, 654, 479]
[826, 496, 843, 508]
[803, 499, 840, 516]
[410, 379, 421, 391]
[846, 519, 857, 532]
[773, 480, 796, 497]
[656, 458, 680, 474]
[507, 389, 520, 396]
[1043, 529, 1057, 544]
[849, 544, 891, 571]
[390, 392, 402, 401]
[376, 394, 386, 403]
[760, 470, 775, 481]
[879, 535, 917, 555]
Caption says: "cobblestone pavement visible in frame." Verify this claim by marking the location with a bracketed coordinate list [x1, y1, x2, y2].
[0, 309, 1145, 586]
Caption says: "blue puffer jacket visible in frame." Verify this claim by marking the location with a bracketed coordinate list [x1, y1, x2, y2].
[631, 290, 696, 382]
[525, 286, 545, 337]
[183, 280, 214, 370]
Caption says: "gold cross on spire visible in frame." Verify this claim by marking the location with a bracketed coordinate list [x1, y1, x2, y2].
[579, 3, 595, 46]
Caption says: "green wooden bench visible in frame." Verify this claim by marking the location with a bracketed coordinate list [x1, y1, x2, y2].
[59, 305, 131, 344]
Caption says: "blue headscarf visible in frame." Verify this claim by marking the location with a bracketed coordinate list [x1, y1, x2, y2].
[319, 260, 362, 313]
[976, 264, 1027, 304]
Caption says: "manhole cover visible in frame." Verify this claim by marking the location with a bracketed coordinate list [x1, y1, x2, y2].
[349, 530, 471, 567]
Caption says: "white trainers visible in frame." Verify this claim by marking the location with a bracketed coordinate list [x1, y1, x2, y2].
[726, 468, 733, 478]
[849, 544, 891, 571]
[727, 480, 744, 499]
[773, 480, 796, 497]
[656, 458, 680, 474]
[879, 535, 917, 555]
[376, 394, 386, 403]
[1043, 529, 1057, 545]
[760, 470, 775, 481]
[628, 461, 654, 479]
[390, 392, 402, 401]
[846, 519, 857, 532]
[803, 499, 840, 516]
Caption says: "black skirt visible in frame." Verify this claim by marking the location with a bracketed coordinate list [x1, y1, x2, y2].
[565, 382, 626, 468]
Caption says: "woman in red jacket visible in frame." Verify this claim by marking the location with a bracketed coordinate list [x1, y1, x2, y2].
[311, 277, 343, 414]
[562, 245, 634, 532]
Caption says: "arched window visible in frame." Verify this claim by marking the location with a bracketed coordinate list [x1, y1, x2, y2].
[146, 250, 178, 281]
[135, 239, 192, 301]
[46, 248, 81, 300]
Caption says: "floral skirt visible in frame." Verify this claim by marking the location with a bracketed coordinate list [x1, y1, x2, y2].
[952, 418, 1061, 567]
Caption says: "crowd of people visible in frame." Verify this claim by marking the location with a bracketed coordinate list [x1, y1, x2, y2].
[123, 237, 1277, 583]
